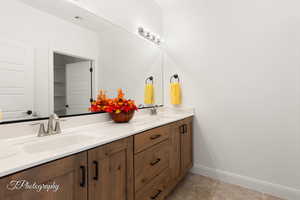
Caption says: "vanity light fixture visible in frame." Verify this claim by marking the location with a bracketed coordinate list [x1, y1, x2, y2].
[138, 27, 161, 46]
[156, 38, 161, 45]
[146, 32, 151, 38]
[151, 35, 156, 41]
[138, 27, 145, 35]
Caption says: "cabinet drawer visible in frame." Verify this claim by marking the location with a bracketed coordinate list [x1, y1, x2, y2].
[134, 125, 170, 154]
[135, 169, 170, 200]
[134, 140, 170, 192]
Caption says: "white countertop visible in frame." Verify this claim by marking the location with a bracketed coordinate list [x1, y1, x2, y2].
[0, 107, 194, 178]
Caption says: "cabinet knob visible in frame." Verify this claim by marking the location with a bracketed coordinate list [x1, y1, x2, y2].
[26, 110, 33, 115]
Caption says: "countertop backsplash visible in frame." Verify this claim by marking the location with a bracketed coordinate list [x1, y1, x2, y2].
[0, 107, 194, 140]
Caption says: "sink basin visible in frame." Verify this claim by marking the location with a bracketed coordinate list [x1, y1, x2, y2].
[23, 135, 99, 154]
[0, 142, 20, 159]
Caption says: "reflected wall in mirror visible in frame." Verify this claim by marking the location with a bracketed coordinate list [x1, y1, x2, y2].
[98, 26, 163, 107]
[0, 0, 163, 123]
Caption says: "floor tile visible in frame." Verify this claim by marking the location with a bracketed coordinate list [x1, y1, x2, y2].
[167, 174, 218, 200]
[166, 173, 284, 200]
[212, 182, 263, 200]
[263, 194, 284, 200]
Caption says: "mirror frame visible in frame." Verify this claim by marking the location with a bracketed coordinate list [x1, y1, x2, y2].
[0, 106, 163, 125]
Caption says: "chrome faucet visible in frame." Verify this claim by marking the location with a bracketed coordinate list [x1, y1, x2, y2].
[150, 105, 159, 115]
[38, 123, 47, 137]
[38, 114, 62, 137]
[48, 114, 61, 135]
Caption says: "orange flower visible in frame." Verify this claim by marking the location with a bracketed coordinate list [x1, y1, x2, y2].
[97, 90, 107, 101]
[90, 89, 138, 114]
[117, 89, 125, 100]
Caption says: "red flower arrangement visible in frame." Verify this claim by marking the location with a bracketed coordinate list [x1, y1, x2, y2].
[90, 89, 138, 114]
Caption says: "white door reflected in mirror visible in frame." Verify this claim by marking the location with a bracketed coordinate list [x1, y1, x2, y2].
[0, 39, 34, 121]
[66, 61, 92, 115]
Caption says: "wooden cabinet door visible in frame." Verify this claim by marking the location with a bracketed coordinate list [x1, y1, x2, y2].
[169, 122, 181, 183]
[88, 137, 134, 200]
[0, 152, 88, 200]
[181, 117, 193, 175]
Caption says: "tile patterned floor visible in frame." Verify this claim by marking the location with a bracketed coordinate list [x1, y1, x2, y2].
[166, 173, 284, 200]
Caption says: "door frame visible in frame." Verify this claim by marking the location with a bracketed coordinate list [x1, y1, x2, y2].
[49, 49, 98, 115]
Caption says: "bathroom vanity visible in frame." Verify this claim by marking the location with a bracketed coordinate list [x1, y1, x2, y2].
[0, 111, 193, 200]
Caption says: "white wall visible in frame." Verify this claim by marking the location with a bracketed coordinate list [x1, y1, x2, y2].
[82, 0, 162, 35]
[0, 0, 99, 117]
[160, 0, 300, 199]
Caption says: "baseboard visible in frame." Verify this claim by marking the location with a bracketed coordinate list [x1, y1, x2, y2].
[191, 164, 300, 200]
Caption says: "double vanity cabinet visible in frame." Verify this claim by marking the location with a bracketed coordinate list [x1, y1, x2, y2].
[0, 117, 193, 200]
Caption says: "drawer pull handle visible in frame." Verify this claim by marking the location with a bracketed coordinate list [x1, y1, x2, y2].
[150, 134, 161, 140]
[150, 158, 161, 166]
[180, 125, 187, 134]
[150, 189, 162, 200]
[80, 166, 86, 187]
[184, 124, 188, 133]
[179, 125, 184, 134]
[93, 161, 99, 180]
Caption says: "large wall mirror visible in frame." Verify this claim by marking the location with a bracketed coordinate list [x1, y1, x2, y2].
[0, 0, 163, 123]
